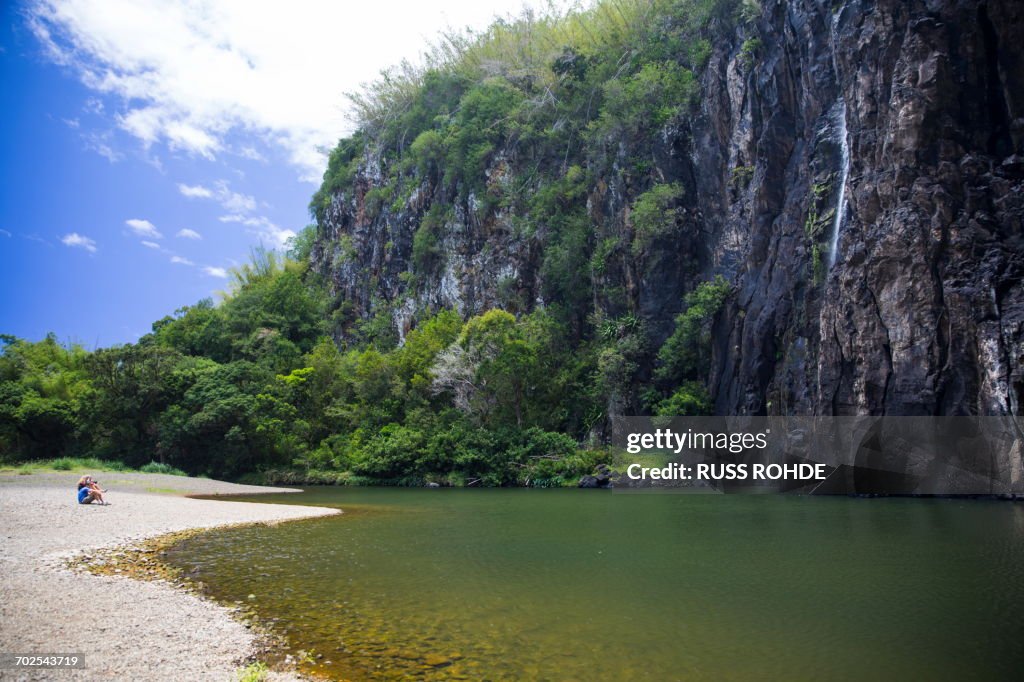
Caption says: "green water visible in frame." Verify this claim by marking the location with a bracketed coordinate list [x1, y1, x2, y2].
[170, 489, 1024, 680]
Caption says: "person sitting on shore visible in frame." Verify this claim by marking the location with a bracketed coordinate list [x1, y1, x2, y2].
[77, 475, 108, 505]
[86, 476, 108, 502]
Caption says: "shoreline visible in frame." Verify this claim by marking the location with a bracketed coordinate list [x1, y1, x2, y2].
[0, 473, 339, 681]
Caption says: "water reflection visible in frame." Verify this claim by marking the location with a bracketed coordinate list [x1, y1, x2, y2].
[174, 490, 1024, 680]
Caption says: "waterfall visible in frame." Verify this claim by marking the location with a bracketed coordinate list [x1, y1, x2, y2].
[827, 8, 850, 269]
[828, 99, 849, 268]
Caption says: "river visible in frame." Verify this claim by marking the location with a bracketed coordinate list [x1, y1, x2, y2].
[172, 488, 1024, 680]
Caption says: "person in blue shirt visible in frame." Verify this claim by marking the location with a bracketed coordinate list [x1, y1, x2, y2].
[77, 475, 108, 505]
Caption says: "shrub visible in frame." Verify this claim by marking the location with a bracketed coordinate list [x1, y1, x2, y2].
[740, 37, 763, 65]
[655, 276, 732, 385]
[631, 183, 685, 255]
[739, 0, 762, 24]
[235, 662, 268, 682]
[412, 223, 440, 273]
[139, 461, 188, 476]
[409, 129, 445, 176]
[30, 456, 131, 472]
[688, 38, 713, 69]
[443, 80, 523, 193]
[351, 424, 426, 478]
[655, 381, 713, 416]
[596, 62, 698, 140]
[526, 446, 611, 488]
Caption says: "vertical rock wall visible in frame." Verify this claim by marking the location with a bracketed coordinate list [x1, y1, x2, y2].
[313, 0, 1024, 417]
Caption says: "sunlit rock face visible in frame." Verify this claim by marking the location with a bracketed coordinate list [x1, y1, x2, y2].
[313, 0, 1024, 417]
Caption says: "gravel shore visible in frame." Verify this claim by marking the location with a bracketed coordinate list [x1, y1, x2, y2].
[0, 473, 339, 681]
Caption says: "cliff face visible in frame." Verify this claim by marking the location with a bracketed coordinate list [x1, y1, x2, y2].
[312, 0, 1024, 417]
[710, 0, 1024, 417]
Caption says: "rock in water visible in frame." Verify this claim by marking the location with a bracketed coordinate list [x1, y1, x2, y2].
[579, 467, 612, 489]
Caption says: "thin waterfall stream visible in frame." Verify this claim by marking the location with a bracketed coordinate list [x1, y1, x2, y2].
[828, 8, 850, 268]
[828, 98, 849, 267]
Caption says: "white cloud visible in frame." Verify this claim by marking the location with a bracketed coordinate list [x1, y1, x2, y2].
[125, 218, 162, 238]
[204, 266, 228, 278]
[24, 234, 52, 246]
[219, 214, 294, 248]
[61, 232, 97, 252]
[212, 180, 256, 213]
[82, 130, 123, 162]
[178, 179, 255, 213]
[181, 175, 289, 245]
[27, 0, 536, 181]
[176, 228, 201, 239]
[237, 146, 265, 162]
[140, 240, 160, 249]
[177, 183, 213, 199]
[0, 229, 11, 238]
[170, 255, 194, 265]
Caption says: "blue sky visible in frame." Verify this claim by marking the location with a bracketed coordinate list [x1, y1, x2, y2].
[0, 0, 537, 347]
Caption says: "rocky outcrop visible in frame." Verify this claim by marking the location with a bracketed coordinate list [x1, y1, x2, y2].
[578, 464, 614, 488]
[708, 0, 1024, 417]
[312, 0, 1024, 418]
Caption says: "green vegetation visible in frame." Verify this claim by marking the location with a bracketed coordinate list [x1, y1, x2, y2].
[811, 243, 827, 287]
[1, 1, 746, 485]
[731, 164, 754, 190]
[1, 457, 128, 474]
[313, 0, 743, 234]
[739, 36, 762, 65]
[139, 461, 188, 476]
[301, 0, 754, 345]
[0, 249, 729, 484]
[804, 175, 835, 287]
[412, 205, 447, 272]
[651, 275, 731, 410]
[234, 662, 269, 682]
[50, 456, 125, 472]
[0, 457, 178, 476]
[631, 183, 685, 255]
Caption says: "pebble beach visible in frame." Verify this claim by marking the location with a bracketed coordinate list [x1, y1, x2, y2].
[0, 473, 339, 681]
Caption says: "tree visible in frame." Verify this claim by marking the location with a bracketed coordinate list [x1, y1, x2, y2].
[0, 335, 91, 459]
[286, 224, 318, 263]
[151, 299, 231, 362]
[655, 276, 731, 386]
[84, 344, 185, 463]
[432, 310, 543, 428]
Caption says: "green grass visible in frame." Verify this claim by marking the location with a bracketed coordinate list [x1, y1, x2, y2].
[610, 449, 674, 473]
[0, 457, 186, 477]
[1, 457, 132, 475]
[138, 461, 187, 476]
[52, 456, 133, 472]
[235, 662, 269, 682]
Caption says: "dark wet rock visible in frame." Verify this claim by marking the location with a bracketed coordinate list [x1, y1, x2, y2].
[313, 0, 1024, 419]
[705, 0, 1024, 417]
[579, 467, 613, 489]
